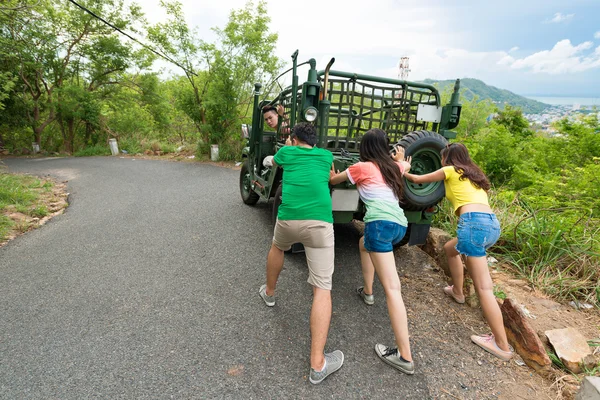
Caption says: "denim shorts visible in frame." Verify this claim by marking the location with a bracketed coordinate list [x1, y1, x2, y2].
[455, 212, 501, 257]
[363, 220, 407, 253]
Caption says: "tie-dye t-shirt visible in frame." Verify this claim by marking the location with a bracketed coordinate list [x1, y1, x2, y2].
[346, 161, 409, 226]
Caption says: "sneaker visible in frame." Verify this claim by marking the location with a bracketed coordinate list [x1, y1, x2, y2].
[357, 287, 374, 305]
[309, 350, 344, 384]
[470, 334, 514, 361]
[374, 344, 415, 375]
[259, 284, 275, 307]
[443, 285, 465, 304]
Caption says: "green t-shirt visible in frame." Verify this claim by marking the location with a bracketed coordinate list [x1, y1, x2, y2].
[273, 146, 333, 223]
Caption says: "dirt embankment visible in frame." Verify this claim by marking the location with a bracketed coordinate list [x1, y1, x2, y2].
[391, 236, 599, 400]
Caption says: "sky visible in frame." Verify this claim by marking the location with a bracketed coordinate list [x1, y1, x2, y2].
[137, 0, 600, 97]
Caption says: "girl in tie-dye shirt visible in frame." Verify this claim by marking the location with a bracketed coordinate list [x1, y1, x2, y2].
[330, 128, 415, 376]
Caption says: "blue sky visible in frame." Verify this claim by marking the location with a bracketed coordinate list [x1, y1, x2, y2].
[140, 0, 600, 97]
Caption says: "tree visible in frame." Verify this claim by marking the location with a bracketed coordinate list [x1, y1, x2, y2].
[146, 0, 209, 137]
[147, 0, 281, 149]
[0, 0, 147, 150]
[204, 1, 280, 143]
[494, 105, 532, 139]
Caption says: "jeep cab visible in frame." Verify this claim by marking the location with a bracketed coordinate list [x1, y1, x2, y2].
[240, 50, 462, 245]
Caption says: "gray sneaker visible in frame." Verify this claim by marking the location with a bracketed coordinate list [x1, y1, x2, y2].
[309, 350, 344, 384]
[357, 287, 374, 305]
[259, 284, 275, 307]
[374, 344, 415, 375]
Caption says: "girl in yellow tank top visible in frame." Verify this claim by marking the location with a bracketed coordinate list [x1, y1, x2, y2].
[403, 143, 513, 361]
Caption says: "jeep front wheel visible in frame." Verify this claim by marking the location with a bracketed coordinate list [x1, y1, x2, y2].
[240, 160, 259, 205]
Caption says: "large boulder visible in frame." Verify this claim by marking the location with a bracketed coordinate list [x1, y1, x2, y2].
[501, 298, 552, 374]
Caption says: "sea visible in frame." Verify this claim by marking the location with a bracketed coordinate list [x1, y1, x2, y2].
[526, 96, 600, 106]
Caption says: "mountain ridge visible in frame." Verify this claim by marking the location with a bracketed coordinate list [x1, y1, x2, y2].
[422, 78, 549, 114]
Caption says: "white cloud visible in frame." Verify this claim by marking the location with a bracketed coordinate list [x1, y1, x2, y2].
[595, 31, 600, 39]
[546, 12, 575, 23]
[131, 0, 600, 93]
[510, 39, 600, 74]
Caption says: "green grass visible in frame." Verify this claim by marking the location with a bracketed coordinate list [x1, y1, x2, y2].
[74, 144, 111, 157]
[548, 351, 569, 372]
[0, 215, 13, 240]
[0, 173, 40, 208]
[432, 191, 600, 307]
[0, 172, 55, 241]
[493, 285, 507, 300]
[30, 205, 48, 218]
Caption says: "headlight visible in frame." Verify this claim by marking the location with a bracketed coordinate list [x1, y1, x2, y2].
[303, 107, 318, 122]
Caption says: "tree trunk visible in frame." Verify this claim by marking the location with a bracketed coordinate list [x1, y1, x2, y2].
[66, 118, 75, 154]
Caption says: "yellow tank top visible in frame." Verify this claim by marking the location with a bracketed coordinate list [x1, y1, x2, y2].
[442, 166, 489, 212]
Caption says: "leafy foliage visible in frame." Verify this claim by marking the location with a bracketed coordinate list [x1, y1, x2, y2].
[433, 99, 600, 306]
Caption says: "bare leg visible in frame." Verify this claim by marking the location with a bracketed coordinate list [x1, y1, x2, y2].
[359, 237, 375, 295]
[310, 286, 332, 370]
[444, 238, 465, 297]
[265, 243, 284, 296]
[369, 251, 412, 361]
[466, 256, 510, 352]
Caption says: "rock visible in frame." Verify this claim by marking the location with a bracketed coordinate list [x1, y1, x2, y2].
[144, 149, 153, 155]
[545, 328, 592, 373]
[0, 149, 9, 155]
[537, 330, 551, 347]
[569, 301, 594, 310]
[507, 278, 529, 287]
[530, 297, 561, 310]
[422, 227, 453, 277]
[393, 245, 437, 274]
[584, 354, 600, 370]
[501, 298, 552, 374]
[575, 376, 600, 400]
[464, 279, 479, 308]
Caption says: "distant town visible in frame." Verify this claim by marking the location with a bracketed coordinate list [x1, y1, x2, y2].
[523, 103, 599, 134]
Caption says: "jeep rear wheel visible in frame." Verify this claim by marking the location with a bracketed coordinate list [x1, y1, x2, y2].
[397, 131, 447, 211]
[240, 160, 259, 205]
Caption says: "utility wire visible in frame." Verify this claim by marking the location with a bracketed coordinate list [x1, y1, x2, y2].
[66, 0, 197, 76]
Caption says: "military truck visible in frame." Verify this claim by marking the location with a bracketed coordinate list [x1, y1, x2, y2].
[239, 50, 462, 246]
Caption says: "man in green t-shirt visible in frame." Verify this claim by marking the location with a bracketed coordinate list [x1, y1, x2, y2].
[258, 123, 344, 385]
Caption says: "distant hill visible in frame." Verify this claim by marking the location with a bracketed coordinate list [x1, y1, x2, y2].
[422, 78, 549, 114]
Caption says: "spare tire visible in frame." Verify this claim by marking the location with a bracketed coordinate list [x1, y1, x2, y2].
[397, 130, 447, 211]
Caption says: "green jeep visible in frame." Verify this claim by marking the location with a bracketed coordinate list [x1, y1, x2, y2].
[240, 50, 462, 246]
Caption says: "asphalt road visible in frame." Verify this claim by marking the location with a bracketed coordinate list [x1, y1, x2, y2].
[0, 157, 431, 399]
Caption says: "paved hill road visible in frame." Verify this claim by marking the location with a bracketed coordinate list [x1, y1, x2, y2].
[0, 157, 549, 399]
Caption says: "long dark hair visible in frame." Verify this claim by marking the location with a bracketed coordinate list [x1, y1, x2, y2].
[359, 129, 403, 199]
[441, 143, 490, 191]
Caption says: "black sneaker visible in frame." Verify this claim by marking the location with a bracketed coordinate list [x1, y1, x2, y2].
[374, 344, 414, 375]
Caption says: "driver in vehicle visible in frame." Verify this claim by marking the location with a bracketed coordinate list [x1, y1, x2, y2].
[262, 104, 290, 136]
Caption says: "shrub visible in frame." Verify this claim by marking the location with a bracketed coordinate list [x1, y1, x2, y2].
[118, 137, 142, 155]
[74, 144, 111, 157]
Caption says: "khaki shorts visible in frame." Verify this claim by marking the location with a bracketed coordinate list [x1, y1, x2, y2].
[273, 219, 335, 290]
